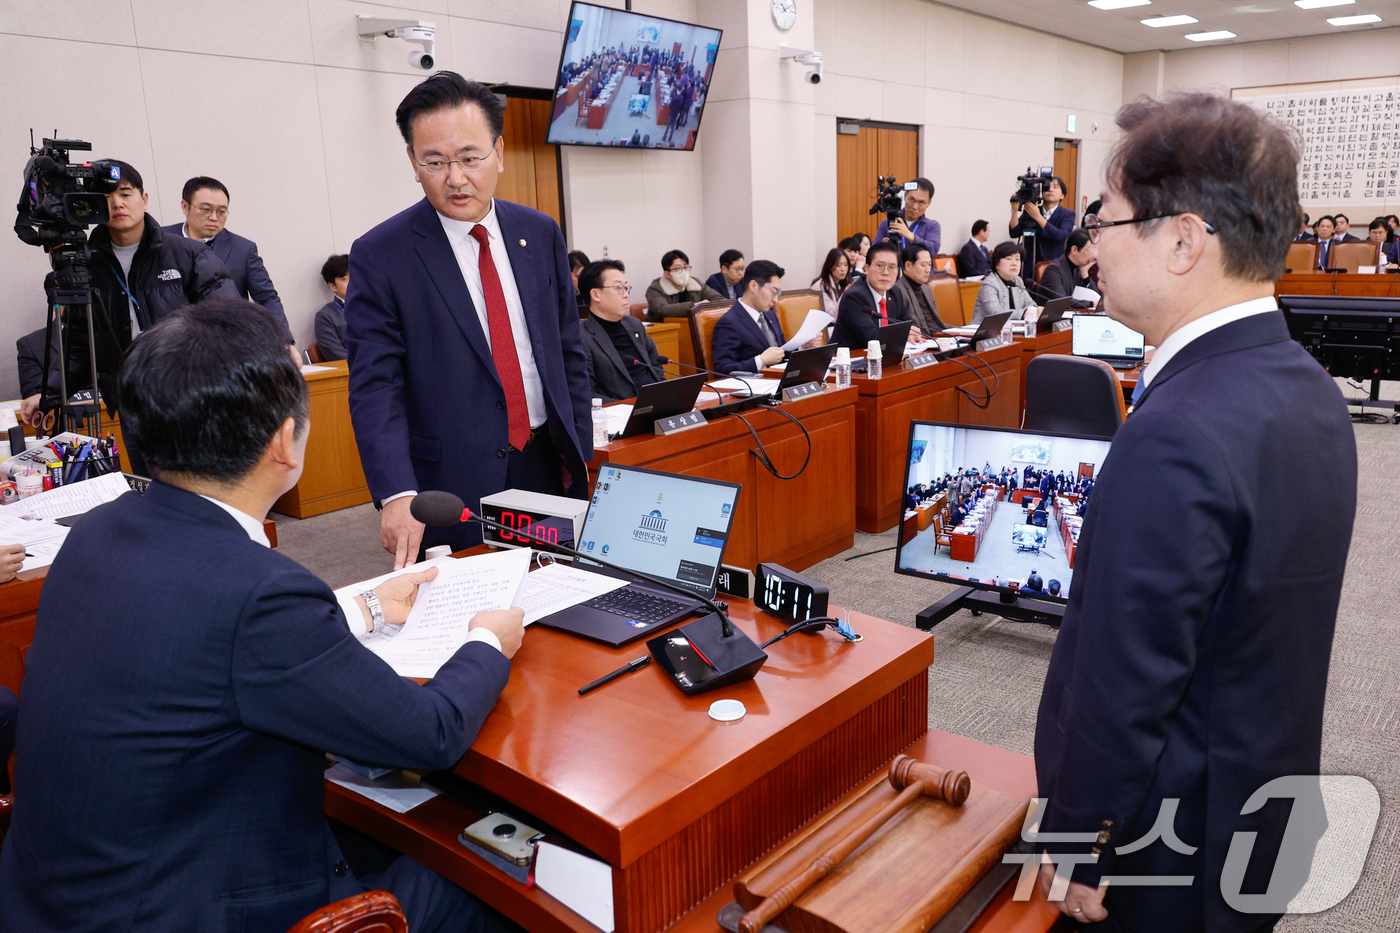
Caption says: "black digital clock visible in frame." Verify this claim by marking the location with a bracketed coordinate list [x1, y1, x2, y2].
[755, 562, 829, 626]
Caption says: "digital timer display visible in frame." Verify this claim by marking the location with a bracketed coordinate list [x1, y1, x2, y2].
[755, 563, 830, 627]
[480, 506, 576, 550]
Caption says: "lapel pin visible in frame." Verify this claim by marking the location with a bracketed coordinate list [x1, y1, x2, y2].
[519, 239, 527, 247]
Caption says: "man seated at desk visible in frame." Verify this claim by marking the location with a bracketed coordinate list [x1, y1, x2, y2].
[711, 259, 788, 375]
[831, 241, 925, 349]
[579, 259, 668, 402]
[0, 299, 523, 933]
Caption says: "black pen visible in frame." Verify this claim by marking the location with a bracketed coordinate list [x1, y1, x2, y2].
[578, 656, 651, 696]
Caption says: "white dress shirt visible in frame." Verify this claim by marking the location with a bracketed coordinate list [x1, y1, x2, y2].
[198, 494, 271, 547]
[1139, 296, 1278, 390]
[740, 299, 778, 371]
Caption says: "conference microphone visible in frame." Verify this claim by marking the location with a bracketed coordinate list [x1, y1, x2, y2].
[409, 490, 770, 694]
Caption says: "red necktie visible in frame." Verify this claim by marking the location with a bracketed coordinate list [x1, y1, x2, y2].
[878, 296, 889, 324]
[469, 225, 531, 451]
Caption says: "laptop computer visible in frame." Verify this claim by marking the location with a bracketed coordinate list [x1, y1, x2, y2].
[952, 311, 1013, 348]
[534, 463, 742, 646]
[1035, 298, 1074, 335]
[617, 373, 708, 438]
[851, 321, 913, 372]
[777, 343, 839, 390]
[1071, 313, 1146, 369]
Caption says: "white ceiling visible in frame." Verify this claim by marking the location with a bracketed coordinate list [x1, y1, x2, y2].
[930, 0, 1400, 53]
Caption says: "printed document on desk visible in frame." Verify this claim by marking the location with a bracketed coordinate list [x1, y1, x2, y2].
[0, 513, 70, 572]
[11, 472, 132, 521]
[517, 561, 626, 624]
[535, 842, 615, 933]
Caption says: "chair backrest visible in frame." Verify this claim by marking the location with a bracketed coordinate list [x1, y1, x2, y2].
[628, 301, 649, 321]
[305, 344, 324, 365]
[931, 254, 957, 275]
[1331, 241, 1381, 273]
[927, 274, 965, 327]
[1023, 355, 1123, 439]
[1285, 241, 1318, 273]
[775, 289, 824, 345]
[286, 891, 406, 933]
[1034, 260, 1052, 284]
[688, 300, 732, 373]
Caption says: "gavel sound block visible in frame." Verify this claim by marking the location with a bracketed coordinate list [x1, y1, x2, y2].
[734, 755, 1028, 933]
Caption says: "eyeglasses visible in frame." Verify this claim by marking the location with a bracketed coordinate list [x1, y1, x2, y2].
[416, 144, 499, 176]
[868, 262, 899, 273]
[192, 204, 228, 218]
[1083, 212, 1217, 244]
[605, 283, 632, 295]
[668, 264, 690, 274]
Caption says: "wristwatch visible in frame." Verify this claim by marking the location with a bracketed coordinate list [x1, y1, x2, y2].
[360, 589, 401, 637]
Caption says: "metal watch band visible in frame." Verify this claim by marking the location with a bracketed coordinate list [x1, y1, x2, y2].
[361, 589, 400, 637]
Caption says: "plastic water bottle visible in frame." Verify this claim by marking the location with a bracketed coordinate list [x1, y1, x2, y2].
[592, 398, 608, 446]
[834, 347, 852, 389]
[866, 340, 883, 380]
[1001, 317, 1014, 345]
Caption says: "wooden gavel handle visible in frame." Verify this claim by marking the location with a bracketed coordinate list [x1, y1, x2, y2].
[737, 756, 969, 933]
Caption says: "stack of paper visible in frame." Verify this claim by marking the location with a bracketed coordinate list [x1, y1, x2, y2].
[8, 471, 132, 521]
[0, 513, 70, 573]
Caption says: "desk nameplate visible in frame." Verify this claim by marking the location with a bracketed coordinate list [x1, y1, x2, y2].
[654, 410, 707, 436]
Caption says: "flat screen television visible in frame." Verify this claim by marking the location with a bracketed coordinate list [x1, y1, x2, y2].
[546, 1, 721, 150]
[894, 422, 1114, 602]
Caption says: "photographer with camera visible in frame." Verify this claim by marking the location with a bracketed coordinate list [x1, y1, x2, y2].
[1009, 172, 1074, 266]
[874, 177, 941, 254]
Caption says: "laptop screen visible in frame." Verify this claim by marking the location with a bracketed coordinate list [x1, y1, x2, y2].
[576, 464, 741, 596]
[1071, 314, 1145, 361]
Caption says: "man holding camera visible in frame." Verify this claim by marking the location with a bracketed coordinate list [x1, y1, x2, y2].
[1009, 174, 1074, 265]
[875, 177, 941, 255]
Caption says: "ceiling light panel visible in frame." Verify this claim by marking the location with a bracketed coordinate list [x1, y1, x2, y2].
[1295, 0, 1354, 8]
[1142, 14, 1200, 26]
[1185, 30, 1238, 40]
[1327, 13, 1382, 24]
[1088, 0, 1151, 9]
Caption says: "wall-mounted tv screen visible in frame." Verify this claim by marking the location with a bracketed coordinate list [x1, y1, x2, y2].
[546, 1, 721, 150]
[894, 422, 1114, 603]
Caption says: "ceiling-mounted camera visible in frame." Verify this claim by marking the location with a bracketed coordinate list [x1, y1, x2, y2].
[356, 15, 436, 70]
[779, 45, 824, 86]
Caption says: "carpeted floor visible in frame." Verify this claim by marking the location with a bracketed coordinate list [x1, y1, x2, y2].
[272, 378, 1400, 932]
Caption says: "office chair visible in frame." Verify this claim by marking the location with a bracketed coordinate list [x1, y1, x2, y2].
[1330, 241, 1381, 273]
[1023, 355, 1123, 439]
[687, 300, 732, 373]
[286, 891, 406, 933]
[1285, 241, 1318, 273]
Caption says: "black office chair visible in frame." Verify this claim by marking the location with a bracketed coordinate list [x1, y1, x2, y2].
[1023, 355, 1123, 439]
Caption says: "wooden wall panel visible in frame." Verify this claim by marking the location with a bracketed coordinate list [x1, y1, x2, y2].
[497, 96, 563, 229]
[1053, 139, 1079, 218]
[836, 124, 919, 246]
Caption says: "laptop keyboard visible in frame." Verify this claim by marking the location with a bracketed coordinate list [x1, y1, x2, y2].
[584, 588, 690, 624]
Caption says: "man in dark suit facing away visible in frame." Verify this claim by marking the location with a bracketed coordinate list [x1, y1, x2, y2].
[710, 259, 788, 375]
[0, 300, 523, 933]
[831, 240, 924, 349]
[1033, 94, 1356, 932]
[164, 176, 291, 342]
[347, 72, 594, 567]
[578, 259, 668, 402]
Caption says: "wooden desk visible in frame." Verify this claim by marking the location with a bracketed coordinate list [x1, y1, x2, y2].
[850, 343, 1022, 533]
[326, 591, 938, 933]
[949, 496, 996, 563]
[1015, 327, 1073, 416]
[0, 516, 277, 697]
[1275, 272, 1400, 297]
[273, 362, 371, 518]
[644, 322, 682, 377]
[590, 387, 856, 572]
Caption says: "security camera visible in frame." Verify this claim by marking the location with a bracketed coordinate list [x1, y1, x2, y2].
[779, 46, 824, 86]
[805, 65, 823, 85]
[357, 16, 436, 70]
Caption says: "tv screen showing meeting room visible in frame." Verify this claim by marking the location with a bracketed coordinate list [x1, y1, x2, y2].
[547, 2, 721, 150]
[893, 422, 1113, 601]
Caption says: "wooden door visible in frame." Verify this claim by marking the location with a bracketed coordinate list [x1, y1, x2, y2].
[836, 122, 919, 245]
[1053, 138, 1079, 220]
[496, 96, 563, 229]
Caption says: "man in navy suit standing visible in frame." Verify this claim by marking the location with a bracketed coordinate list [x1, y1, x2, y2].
[165, 176, 291, 342]
[1033, 94, 1356, 932]
[0, 300, 522, 933]
[710, 259, 788, 375]
[346, 72, 593, 567]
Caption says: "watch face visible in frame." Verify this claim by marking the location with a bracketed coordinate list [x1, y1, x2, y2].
[772, 0, 796, 30]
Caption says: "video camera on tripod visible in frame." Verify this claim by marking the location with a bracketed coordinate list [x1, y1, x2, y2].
[14, 136, 123, 436]
[870, 176, 919, 243]
[1012, 166, 1054, 206]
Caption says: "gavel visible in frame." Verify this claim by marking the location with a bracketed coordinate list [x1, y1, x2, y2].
[738, 755, 970, 933]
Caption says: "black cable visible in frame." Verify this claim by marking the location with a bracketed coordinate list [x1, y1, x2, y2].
[758, 617, 841, 649]
[732, 401, 812, 480]
[939, 354, 994, 408]
[843, 545, 898, 562]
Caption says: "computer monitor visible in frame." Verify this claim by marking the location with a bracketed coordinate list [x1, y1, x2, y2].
[894, 422, 1114, 602]
[576, 463, 739, 596]
[547, 1, 722, 151]
[1071, 314, 1145, 364]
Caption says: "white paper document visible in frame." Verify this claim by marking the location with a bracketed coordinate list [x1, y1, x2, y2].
[603, 404, 633, 436]
[300, 364, 335, 374]
[780, 309, 834, 352]
[0, 513, 70, 573]
[333, 554, 461, 635]
[9, 472, 132, 521]
[1072, 285, 1101, 306]
[324, 763, 439, 813]
[517, 562, 627, 625]
[707, 377, 781, 397]
[534, 842, 615, 932]
[364, 548, 531, 678]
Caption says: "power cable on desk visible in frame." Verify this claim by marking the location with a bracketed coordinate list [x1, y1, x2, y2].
[733, 401, 812, 480]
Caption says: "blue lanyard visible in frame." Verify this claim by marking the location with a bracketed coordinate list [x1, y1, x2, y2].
[104, 253, 142, 316]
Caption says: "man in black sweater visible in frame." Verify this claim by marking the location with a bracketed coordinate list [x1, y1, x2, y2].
[578, 260, 667, 402]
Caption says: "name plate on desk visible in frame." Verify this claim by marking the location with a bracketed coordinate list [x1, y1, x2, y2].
[1054, 319, 1072, 332]
[901, 352, 940, 371]
[975, 336, 1007, 353]
[654, 410, 706, 436]
[781, 381, 824, 402]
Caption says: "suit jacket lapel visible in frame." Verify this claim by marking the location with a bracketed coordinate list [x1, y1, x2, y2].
[495, 202, 545, 349]
[409, 201, 496, 377]
[763, 309, 784, 346]
[584, 316, 631, 385]
[211, 229, 233, 265]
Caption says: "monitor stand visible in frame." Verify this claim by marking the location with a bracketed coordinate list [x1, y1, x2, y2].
[1346, 375, 1400, 424]
[915, 587, 1065, 630]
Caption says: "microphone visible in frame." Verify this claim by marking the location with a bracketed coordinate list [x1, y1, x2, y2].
[410, 491, 770, 695]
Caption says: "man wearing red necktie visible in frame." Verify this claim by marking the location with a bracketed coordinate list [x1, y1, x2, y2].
[346, 72, 594, 567]
[831, 239, 923, 349]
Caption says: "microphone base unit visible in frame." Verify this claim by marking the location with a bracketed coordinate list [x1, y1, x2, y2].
[701, 393, 768, 421]
[647, 612, 769, 695]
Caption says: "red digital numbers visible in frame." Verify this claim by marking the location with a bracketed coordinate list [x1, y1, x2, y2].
[494, 510, 559, 546]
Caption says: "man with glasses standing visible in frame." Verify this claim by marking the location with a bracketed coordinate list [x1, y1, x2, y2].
[345, 71, 594, 566]
[165, 176, 291, 342]
[875, 177, 941, 255]
[710, 259, 788, 375]
[578, 259, 667, 402]
[1033, 95, 1355, 932]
